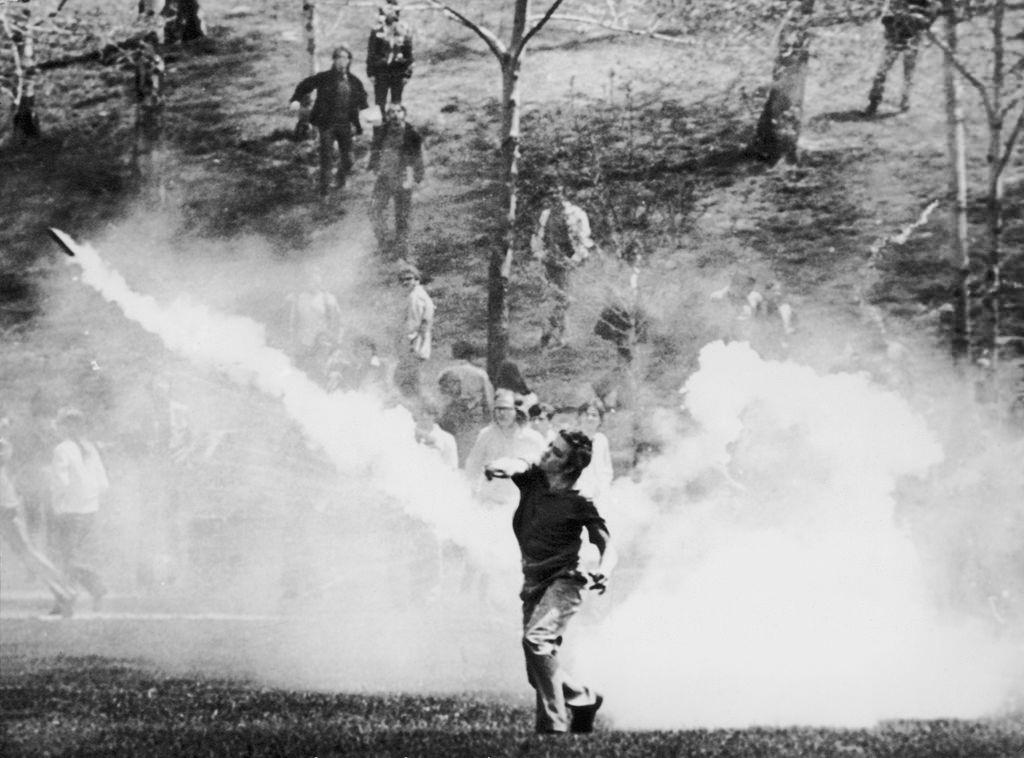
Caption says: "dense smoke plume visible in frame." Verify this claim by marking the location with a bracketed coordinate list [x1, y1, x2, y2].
[574, 341, 1019, 727]
[46, 230, 1022, 726]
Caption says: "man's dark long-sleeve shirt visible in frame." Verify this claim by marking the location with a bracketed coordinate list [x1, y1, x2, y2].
[290, 70, 368, 132]
[368, 122, 424, 183]
[511, 466, 606, 601]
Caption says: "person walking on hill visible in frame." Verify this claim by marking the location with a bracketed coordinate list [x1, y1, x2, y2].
[865, 0, 939, 116]
[531, 185, 596, 349]
[394, 263, 434, 398]
[485, 430, 616, 734]
[369, 103, 425, 258]
[289, 45, 368, 199]
[437, 340, 494, 466]
[367, 0, 414, 120]
[50, 408, 109, 610]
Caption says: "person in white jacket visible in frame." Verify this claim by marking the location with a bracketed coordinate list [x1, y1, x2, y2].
[51, 408, 109, 609]
[573, 401, 613, 505]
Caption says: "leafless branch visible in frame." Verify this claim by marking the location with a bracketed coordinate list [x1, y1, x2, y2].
[516, 0, 568, 59]
[423, 0, 506, 60]
[1001, 93, 1022, 119]
[997, 105, 1024, 176]
[926, 27, 995, 118]
[531, 12, 694, 46]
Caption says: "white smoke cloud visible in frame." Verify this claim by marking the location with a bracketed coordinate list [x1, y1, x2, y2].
[50, 232, 1021, 721]
[52, 228, 512, 569]
[574, 341, 1018, 728]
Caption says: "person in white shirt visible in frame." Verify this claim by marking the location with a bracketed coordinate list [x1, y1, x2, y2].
[573, 401, 613, 505]
[394, 263, 434, 398]
[0, 422, 76, 617]
[413, 397, 458, 470]
[463, 389, 546, 510]
[50, 408, 109, 609]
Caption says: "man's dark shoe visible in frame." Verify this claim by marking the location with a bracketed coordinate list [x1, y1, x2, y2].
[569, 693, 603, 733]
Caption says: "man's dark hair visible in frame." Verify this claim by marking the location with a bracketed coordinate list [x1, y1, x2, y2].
[558, 429, 592, 481]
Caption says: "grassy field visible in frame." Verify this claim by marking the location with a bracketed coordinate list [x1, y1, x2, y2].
[2, 650, 1023, 757]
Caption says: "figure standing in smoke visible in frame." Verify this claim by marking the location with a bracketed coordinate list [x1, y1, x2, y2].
[486, 430, 616, 735]
[0, 417, 77, 617]
[531, 184, 596, 350]
[288, 45, 368, 199]
[50, 408, 109, 610]
[393, 263, 434, 398]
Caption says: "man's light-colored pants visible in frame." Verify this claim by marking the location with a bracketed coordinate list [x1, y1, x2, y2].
[521, 575, 596, 732]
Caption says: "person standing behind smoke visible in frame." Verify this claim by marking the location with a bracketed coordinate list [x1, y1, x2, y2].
[287, 264, 343, 375]
[366, 0, 413, 121]
[394, 263, 434, 398]
[50, 408, 109, 610]
[531, 184, 596, 349]
[437, 340, 494, 467]
[0, 417, 76, 617]
[288, 45, 368, 199]
[463, 389, 545, 510]
[573, 401, 613, 505]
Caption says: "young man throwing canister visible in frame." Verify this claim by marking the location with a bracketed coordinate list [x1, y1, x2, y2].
[486, 430, 617, 735]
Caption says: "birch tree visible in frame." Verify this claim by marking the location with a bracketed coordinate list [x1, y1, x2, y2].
[928, 0, 1024, 392]
[427, 0, 568, 378]
[1, 0, 40, 141]
[751, 0, 816, 164]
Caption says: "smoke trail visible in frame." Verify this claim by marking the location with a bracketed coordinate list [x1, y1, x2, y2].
[575, 341, 1018, 728]
[51, 229, 509, 571]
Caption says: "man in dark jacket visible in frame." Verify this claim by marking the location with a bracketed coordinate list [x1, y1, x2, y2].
[486, 431, 617, 735]
[368, 103, 424, 256]
[367, 0, 414, 120]
[289, 46, 368, 198]
[865, 0, 939, 116]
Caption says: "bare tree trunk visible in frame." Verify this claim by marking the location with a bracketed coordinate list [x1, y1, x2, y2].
[428, 0, 566, 377]
[12, 2, 39, 139]
[488, 57, 522, 378]
[981, 0, 1006, 387]
[941, 0, 971, 363]
[487, 1, 529, 379]
[296, 0, 317, 139]
[750, 0, 815, 164]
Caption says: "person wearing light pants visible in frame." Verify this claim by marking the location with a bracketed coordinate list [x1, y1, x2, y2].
[487, 430, 617, 734]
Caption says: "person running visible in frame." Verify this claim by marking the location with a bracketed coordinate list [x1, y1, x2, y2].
[288, 45, 368, 198]
[485, 430, 617, 734]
